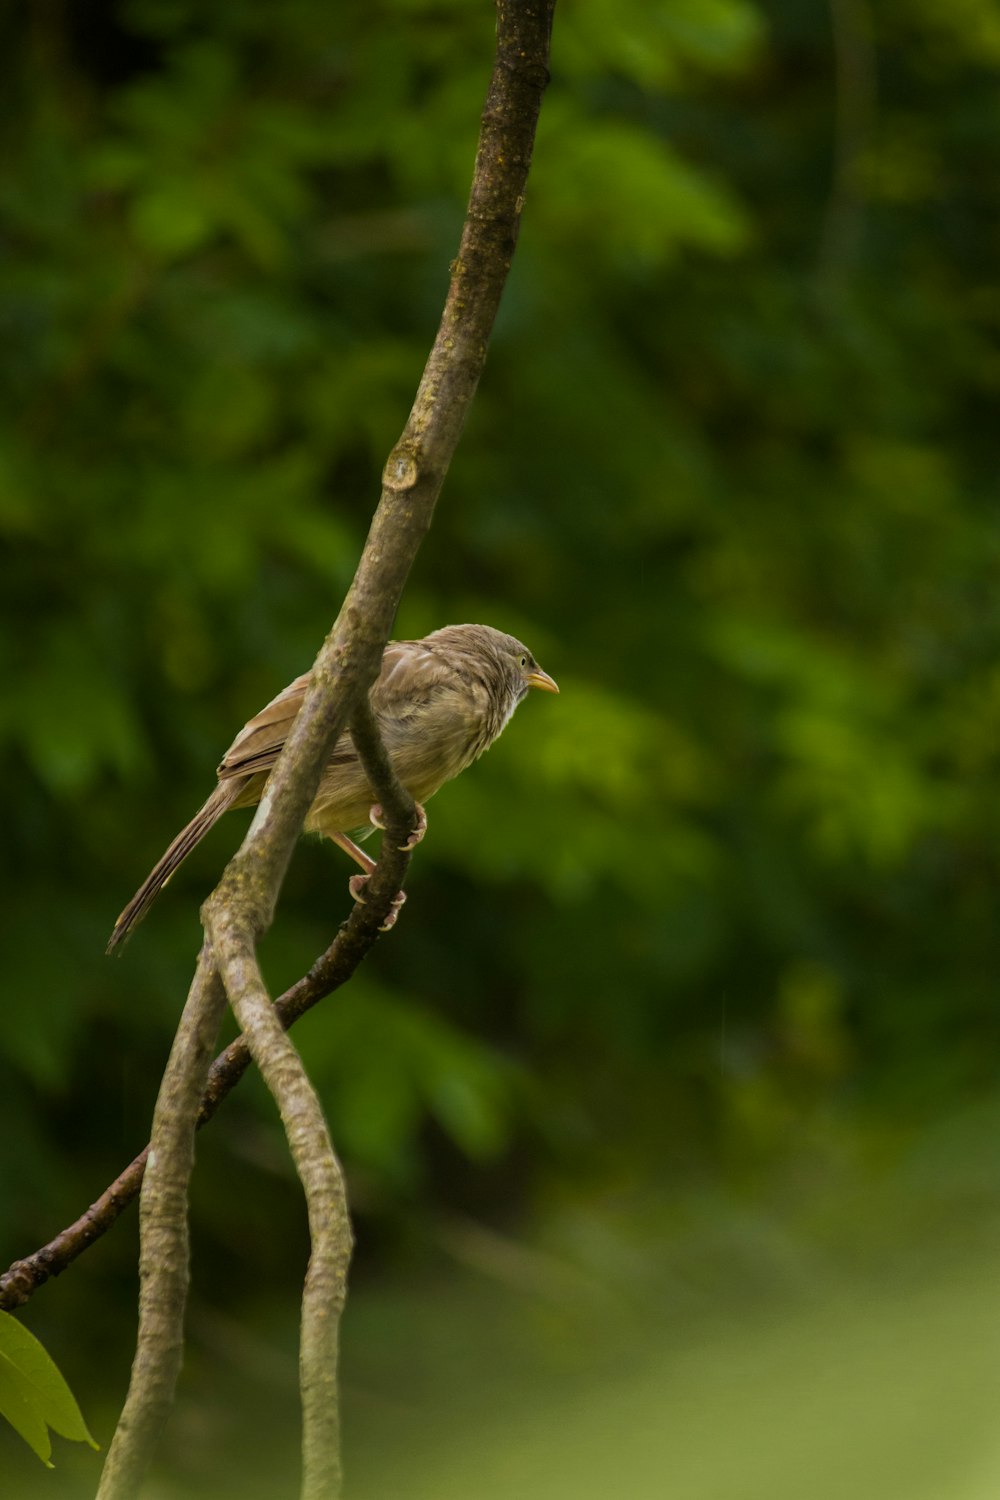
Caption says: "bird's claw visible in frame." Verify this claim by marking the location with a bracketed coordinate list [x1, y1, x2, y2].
[368, 801, 428, 852]
[398, 803, 428, 852]
[348, 873, 407, 932]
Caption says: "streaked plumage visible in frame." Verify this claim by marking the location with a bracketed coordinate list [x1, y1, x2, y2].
[107, 624, 558, 951]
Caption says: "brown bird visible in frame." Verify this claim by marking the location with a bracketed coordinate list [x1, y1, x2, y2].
[107, 624, 559, 952]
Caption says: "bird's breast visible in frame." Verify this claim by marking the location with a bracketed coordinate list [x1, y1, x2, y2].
[387, 715, 482, 801]
[307, 675, 515, 837]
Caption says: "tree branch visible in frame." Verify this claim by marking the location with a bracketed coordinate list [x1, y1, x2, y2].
[8, 5, 556, 1493]
[95, 951, 228, 1500]
[204, 905, 351, 1500]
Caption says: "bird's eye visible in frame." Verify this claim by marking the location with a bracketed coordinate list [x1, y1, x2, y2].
[518, 654, 528, 668]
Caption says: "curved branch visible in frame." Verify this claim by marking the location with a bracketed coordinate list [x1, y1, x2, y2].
[95, 951, 228, 1500]
[204, 905, 351, 1500]
[349, 694, 416, 837]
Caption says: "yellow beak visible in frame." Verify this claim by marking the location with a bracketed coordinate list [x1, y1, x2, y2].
[526, 666, 559, 694]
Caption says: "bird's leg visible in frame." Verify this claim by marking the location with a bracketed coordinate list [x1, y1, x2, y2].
[368, 801, 428, 852]
[328, 831, 376, 876]
[328, 831, 406, 933]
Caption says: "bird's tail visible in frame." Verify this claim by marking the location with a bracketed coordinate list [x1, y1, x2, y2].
[106, 783, 236, 954]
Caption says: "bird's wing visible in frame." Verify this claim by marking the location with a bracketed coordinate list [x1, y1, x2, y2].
[217, 672, 310, 780]
[217, 641, 463, 784]
[369, 638, 462, 721]
[218, 672, 353, 781]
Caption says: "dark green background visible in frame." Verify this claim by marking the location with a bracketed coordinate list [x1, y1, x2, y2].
[3, 1, 1000, 1494]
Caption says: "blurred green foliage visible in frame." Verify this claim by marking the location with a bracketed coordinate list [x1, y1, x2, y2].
[3, 0, 1000, 1489]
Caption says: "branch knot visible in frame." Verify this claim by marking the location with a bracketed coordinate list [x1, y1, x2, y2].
[382, 447, 420, 493]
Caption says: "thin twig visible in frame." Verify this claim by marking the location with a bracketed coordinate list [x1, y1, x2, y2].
[349, 694, 416, 836]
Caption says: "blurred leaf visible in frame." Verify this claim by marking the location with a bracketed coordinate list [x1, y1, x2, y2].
[6, 636, 146, 796]
[560, 0, 765, 86]
[535, 113, 751, 265]
[129, 179, 214, 258]
[299, 984, 522, 1180]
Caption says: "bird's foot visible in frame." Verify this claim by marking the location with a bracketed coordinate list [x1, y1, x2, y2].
[369, 801, 428, 852]
[348, 873, 407, 932]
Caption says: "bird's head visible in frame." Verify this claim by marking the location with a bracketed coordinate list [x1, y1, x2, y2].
[434, 618, 560, 693]
[427, 623, 559, 710]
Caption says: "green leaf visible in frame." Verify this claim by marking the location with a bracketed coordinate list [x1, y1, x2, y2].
[0, 1311, 99, 1465]
[0, 1354, 53, 1466]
